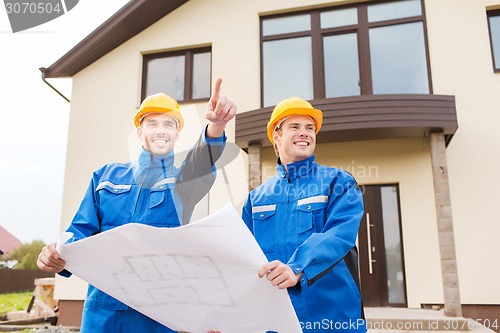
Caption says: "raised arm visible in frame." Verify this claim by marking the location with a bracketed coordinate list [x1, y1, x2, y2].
[205, 78, 237, 138]
[176, 78, 237, 223]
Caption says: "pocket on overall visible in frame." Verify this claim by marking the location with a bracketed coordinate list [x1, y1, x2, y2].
[95, 181, 132, 226]
[149, 178, 177, 209]
[252, 205, 277, 255]
[149, 179, 182, 227]
[297, 196, 328, 242]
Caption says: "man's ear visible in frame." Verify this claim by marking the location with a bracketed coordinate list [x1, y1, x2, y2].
[136, 126, 143, 138]
[272, 130, 280, 145]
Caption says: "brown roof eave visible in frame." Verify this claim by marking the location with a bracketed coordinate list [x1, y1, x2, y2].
[42, 0, 188, 78]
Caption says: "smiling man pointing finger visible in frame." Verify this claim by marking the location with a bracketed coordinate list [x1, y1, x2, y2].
[37, 78, 236, 333]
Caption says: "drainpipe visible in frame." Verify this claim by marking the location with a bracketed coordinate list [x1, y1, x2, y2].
[39, 67, 70, 103]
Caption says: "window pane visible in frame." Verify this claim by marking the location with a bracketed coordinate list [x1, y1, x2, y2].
[263, 37, 313, 107]
[489, 14, 500, 70]
[321, 8, 358, 29]
[380, 186, 405, 305]
[324, 33, 360, 98]
[146, 56, 185, 101]
[192, 52, 211, 99]
[370, 22, 429, 94]
[368, 0, 421, 23]
[262, 14, 310, 36]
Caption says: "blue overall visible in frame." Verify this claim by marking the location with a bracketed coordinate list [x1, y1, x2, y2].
[242, 155, 366, 333]
[61, 129, 226, 333]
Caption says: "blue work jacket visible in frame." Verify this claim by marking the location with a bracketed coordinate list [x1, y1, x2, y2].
[242, 155, 366, 333]
[61, 129, 225, 332]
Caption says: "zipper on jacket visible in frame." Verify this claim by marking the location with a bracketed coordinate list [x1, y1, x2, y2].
[133, 154, 153, 218]
[283, 180, 291, 259]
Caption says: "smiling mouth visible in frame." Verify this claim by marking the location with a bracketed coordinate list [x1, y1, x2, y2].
[294, 141, 309, 147]
[152, 139, 169, 144]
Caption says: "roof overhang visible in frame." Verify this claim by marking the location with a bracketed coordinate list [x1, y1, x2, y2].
[41, 0, 188, 78]
[236, 94, 458, 148]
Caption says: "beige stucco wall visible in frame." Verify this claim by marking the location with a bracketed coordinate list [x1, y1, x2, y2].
[55, 0, 500, 306]
[424, 0, 500, 304]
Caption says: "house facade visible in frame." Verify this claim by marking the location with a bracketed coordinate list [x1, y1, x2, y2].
[43, 0, 500, 327]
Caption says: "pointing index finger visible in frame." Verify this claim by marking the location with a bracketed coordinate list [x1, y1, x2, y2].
[210, 77, 223, 105]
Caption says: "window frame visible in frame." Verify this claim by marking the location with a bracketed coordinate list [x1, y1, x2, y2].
[141, 47, 212, 103]
[260, 0, 433, 107]
[487, 9, 500, 72]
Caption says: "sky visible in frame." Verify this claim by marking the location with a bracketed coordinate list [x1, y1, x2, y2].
[0, 0, 130, 245]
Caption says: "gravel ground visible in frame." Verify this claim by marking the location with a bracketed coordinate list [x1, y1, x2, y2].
[31, 327, 79, 333]
[0, 326, 79, 332]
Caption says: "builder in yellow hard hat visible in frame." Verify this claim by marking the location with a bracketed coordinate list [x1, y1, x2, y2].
[241, 97, 367, 332]
[266, 96, 323, 162]
[38, 78, 236, 333]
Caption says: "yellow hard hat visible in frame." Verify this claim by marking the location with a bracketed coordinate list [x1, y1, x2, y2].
[267, 97, 323, 144]
[134, 93, 184, 130]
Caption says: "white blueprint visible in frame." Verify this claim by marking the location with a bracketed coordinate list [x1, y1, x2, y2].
[56, 203, 302, 333]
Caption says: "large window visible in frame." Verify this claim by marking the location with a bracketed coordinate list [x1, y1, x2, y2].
[262, 15, 313, 106]
[488, 10, 500, 72]
[261, 0, 430, 107]
[142, 47, 211, 102]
